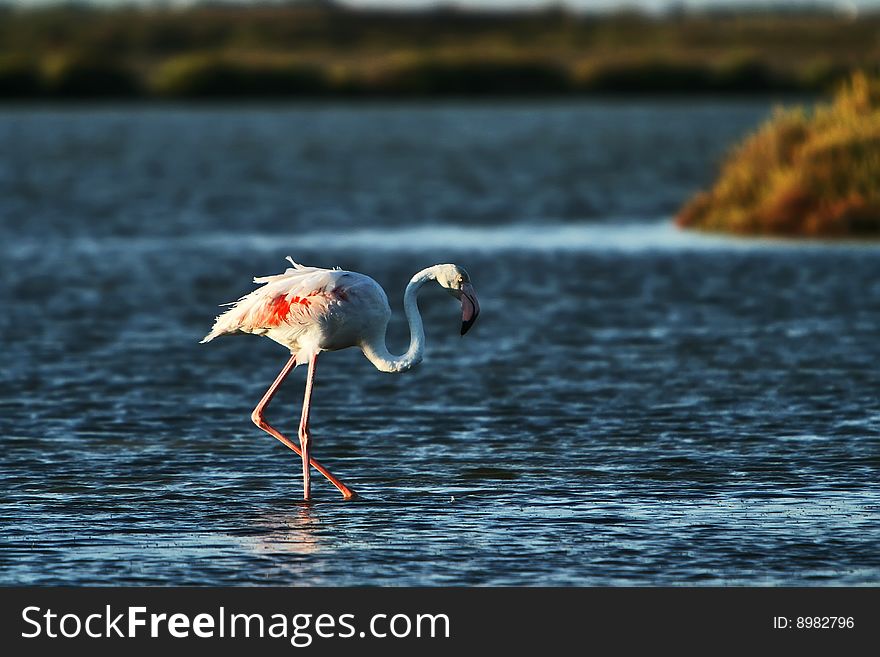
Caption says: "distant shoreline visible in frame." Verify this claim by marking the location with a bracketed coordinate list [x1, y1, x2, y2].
[0, 92, 822, 105]
[0, 5, 872, 100]
[0, 67, 834, 101]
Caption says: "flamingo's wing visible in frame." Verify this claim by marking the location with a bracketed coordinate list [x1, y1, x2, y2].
[200, 258, 350, 347]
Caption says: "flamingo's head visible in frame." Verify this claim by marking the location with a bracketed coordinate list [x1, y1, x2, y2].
[435, 264, 481, 336]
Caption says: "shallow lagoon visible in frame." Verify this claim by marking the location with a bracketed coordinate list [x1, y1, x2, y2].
[2, 103, 878, 584]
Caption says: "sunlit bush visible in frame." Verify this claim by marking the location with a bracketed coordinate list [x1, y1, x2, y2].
[676, 73, 880, 236]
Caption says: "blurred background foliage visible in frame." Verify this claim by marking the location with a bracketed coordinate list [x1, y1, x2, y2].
[0, 3, 877, 99]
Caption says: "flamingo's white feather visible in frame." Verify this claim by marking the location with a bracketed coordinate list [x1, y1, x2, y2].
[200, 257, 392, 366]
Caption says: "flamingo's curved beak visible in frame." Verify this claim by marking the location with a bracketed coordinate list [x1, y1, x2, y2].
[460, 282, 480, 336]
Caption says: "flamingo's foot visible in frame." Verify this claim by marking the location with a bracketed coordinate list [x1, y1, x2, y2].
[342, 489, 360, 501]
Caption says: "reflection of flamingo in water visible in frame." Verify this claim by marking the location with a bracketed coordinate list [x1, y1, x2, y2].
[201, 259, 481, 501]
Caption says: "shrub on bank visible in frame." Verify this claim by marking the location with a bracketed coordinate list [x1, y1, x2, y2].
[676, 73, 880, 236]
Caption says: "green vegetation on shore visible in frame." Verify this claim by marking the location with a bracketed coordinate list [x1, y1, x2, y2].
[0, 5, 877, 99]
[676, 73, 880, 237]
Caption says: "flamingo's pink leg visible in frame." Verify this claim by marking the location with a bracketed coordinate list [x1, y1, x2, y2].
[298, 354, 318, 501]
[251, 355, 357, 500]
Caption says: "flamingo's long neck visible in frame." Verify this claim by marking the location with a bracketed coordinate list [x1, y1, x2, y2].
[362, 267, 435, 373]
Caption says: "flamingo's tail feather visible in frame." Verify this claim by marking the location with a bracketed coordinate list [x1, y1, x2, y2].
[199, 329, 221, 344]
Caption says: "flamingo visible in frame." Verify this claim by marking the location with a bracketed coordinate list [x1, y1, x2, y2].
[201, 258, 481, 501]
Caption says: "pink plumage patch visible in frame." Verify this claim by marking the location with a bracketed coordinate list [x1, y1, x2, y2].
[261, 295, 311, 327]
[200, 260, 356, 344]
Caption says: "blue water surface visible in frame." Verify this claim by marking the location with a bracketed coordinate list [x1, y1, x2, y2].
[1, 102, 878, 585]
